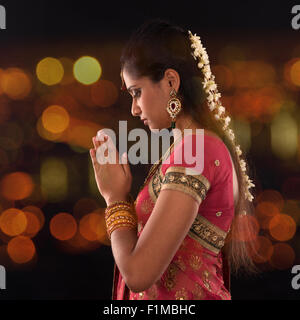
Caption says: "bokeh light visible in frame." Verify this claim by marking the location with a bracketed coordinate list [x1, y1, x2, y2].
[282, 200, 300, 225]
[36, 57, 64, 86]
[73, 56, 102, 85]
[271, 111, 298, 160]
[21, 211, 41, 238]
[0, 171, 34, 200]
[255, 201, 280, 230]
[0, 208, 27, 236]
[269, 243, 295, 270]
[90, 79, 119, 107]
[7, 235, 36, 264]
[79, 212, 107, 242]
[268, 213, 297, 241]
[0, 68, 32, 100]
[41, 105, 70, 134]
[50, 212, 77, 241]
[40, 157, 68, 202]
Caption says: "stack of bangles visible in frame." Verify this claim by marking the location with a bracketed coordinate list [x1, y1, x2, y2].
[105, 196, 138, 241]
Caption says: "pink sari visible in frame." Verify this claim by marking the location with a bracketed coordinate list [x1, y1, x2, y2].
[112, 133, 234, 300]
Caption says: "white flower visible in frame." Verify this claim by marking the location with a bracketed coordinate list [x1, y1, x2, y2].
[217, 106, 225, 116]
[235, 144, 242, 156]
[213, 92, 221, 101]
[214, 114, 220, 120]
[240, 159, 246, 172]
[208, 101, 217, 111]
[226, 129, 235, 141]
[207, 93, 214, 102]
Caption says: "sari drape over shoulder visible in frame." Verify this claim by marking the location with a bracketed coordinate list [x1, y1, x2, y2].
[112, 133, 235, 300]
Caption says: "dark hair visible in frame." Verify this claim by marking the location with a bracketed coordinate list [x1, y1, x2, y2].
[120, 18, 259, 275]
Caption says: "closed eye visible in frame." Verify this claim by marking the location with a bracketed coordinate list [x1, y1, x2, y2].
[131, 89, 141, 98]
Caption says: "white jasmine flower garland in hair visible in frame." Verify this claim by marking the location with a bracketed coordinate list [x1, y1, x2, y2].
[188, 31, 255, 203]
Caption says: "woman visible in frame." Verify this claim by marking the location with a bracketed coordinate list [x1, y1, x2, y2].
[89, 19, 257, 300]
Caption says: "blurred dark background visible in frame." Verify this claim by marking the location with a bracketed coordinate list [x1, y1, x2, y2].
[0, 0, 300, 300]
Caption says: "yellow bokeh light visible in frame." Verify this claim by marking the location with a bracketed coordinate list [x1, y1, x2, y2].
[271, 111, 298, 160]
[41, 157, 68, 203]
[36, 57, 64, 86]
[73, 56, 102, 85]
[41, 105, 70, 134]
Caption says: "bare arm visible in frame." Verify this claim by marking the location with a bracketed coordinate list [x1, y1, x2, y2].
[110, 188, 200, 293]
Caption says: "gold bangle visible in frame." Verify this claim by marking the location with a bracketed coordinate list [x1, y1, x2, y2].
[106, 212, 137, 227]
[105, 197, 133, 212]
[106, 213, 137, 227]
[105, 204, 133, 219]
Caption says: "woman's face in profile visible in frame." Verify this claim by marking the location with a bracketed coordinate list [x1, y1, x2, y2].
[122, 69, 172, 131]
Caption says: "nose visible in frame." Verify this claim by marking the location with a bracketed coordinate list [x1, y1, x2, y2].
[131, 100, 141, 117]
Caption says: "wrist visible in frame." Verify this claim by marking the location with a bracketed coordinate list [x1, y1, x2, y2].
[106, 194, 131, 207]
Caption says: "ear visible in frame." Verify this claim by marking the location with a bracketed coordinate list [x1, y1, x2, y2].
[164, 68, 180, 92]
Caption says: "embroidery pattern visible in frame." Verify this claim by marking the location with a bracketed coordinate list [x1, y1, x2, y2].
[188, 215, 227, 254]
[188, 254, 202, 271]
[161, 166, 210, 204]
[163, 263, 178, 291]
[175, 287, 189, 300]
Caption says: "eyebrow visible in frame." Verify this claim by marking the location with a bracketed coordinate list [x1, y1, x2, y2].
[127, 85, 137, 93]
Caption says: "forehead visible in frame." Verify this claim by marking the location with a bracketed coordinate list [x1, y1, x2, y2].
[121, 69, 152, 89]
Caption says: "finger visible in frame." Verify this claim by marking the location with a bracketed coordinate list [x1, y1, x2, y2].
[121, 152, 130, 176]
[89, 148, 98, 168]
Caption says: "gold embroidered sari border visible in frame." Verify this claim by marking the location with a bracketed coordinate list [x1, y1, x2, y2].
[165, 166, 210, 190]
[188, 215, 228, 254]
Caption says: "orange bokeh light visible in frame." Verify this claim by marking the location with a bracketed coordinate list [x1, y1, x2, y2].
[269, 243, 295, 270]
[268, 214, 297, 241]
[0, 208, 27, 236]
[42, 105, 70, 134]
[255, 201, 280, 229]
[0, 68, 32, 100]
[79, 212, 107, 242]
[50, 212, 77, 241]
[21, 211, 41, 238]
[0, 171, 34, 201]
[22, 205, 45, 231]
[7, 235, 36, 264]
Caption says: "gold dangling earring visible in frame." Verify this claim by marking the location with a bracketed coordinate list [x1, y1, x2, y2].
[166, 88, 182, 129]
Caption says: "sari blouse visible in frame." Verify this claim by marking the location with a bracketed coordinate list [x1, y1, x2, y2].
[112, 133, 235, 300]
